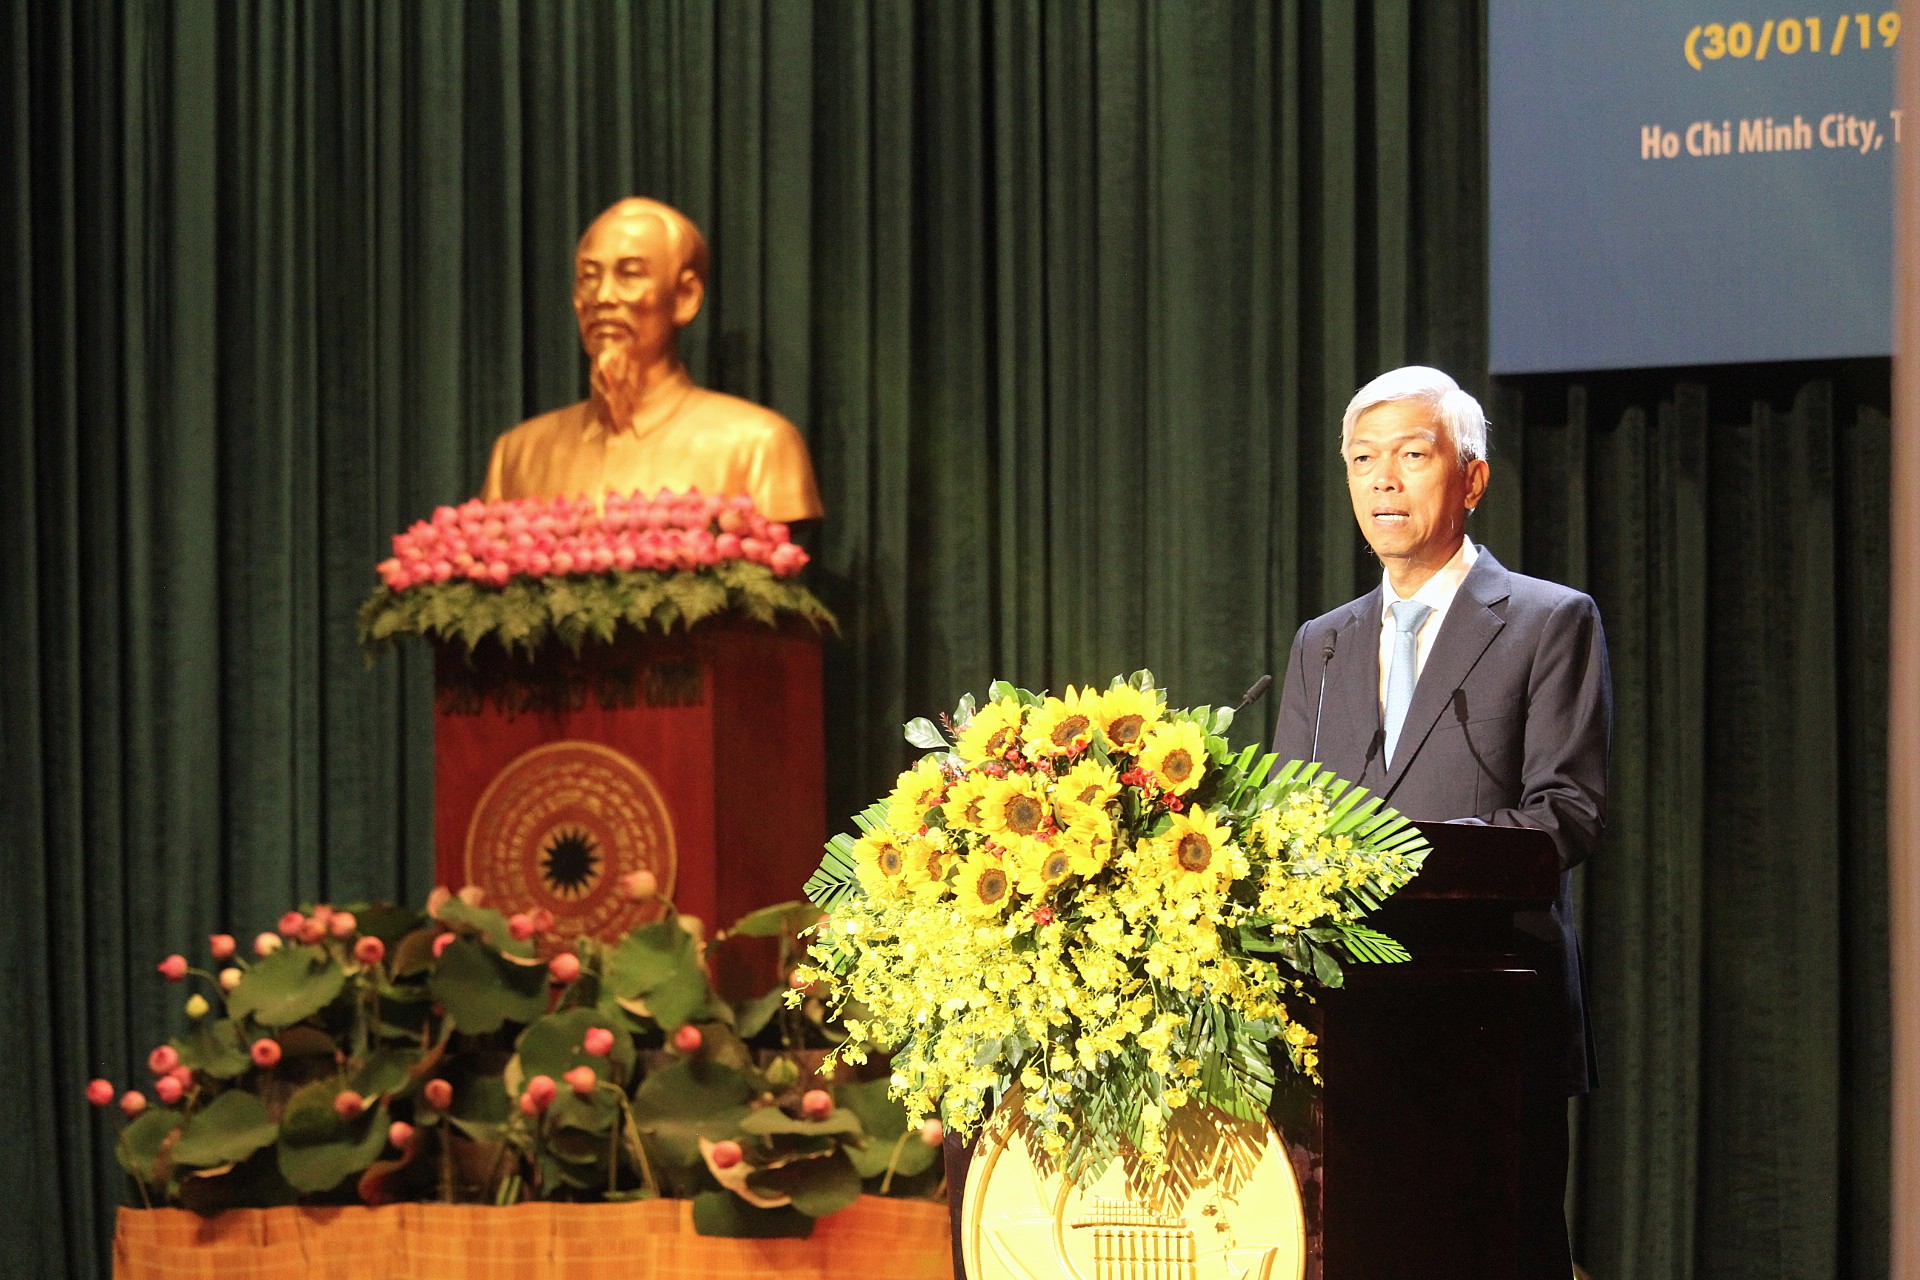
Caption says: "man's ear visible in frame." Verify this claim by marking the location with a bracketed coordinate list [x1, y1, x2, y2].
[673, 270, 705, 328]
[1464, 457, 1490, 511]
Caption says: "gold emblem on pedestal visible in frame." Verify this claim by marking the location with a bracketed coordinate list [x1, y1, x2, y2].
[961, 1101, 1305, 1280]
[464, 740, 676, 939]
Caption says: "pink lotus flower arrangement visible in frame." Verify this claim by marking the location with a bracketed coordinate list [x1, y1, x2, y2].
[375, 491, 808, 592]
[86, 892, 936, 1234]
[358, 490, 833, 664]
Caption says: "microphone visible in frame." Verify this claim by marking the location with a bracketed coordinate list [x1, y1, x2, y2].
[1232, 674, 1273, 714]
[1310, 631, 1338, 763]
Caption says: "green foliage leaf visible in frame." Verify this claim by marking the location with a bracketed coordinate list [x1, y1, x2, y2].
[428, 937, 548, 1034]
[172, 1091, 278, 1169]
[628, 1059, 754, 1167]
[516, 1007, 635, 1082]
[276, 1097, 390, 1193]
[173, 1018, 251, 1079]
[735, 1106, 864, 1139]
[226, 945, 347, 1028]
[837, 1078, 938, 1180]
[350, 1047, 421, 1100]
[727, 901, 825, 939]
[903, 717, 950, 750]
[746, 1150, 863, 1217]
[116, 1108, 183, 1185]
[691, 1190, 816, 1238]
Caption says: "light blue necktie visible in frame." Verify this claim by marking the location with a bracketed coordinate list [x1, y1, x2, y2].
[1383, 599, 1433, 768]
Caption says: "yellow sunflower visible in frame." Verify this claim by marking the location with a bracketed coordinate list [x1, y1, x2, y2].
[1025, 686, 1101, 758]
[1137, 719, 1208, 796]
[1148, 806, 1236, 893]
[851, 830, 911, 897]
[1008, 834, 1077, 896]
[956, 699, 1026, 764]
[975, 773, 1053, 860]
[955, 856, 1016, 917]
[1058, 809, 1117, 877]
[898, 832, 956, 901]
[884, 758, 949, 831]
[943, 772, 995, 833]
[1094, 684, 1162, 755]
[1055, 758, 1121, 812]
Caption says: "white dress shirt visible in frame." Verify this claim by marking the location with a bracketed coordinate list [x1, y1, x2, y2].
[1376, 536, 1479, 713]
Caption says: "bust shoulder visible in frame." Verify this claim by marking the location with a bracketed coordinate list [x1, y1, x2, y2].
[497, 400, 591, 451]
[678, 387, 801, 441]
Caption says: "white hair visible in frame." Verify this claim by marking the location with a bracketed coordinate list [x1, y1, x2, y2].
[1339, 366, 1488, 467]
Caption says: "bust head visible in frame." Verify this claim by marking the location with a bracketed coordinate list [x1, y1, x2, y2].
[574, 199, 711, 425]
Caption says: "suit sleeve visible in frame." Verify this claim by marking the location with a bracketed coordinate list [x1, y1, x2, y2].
[1484, 593, 1612, 870]
[1269, 621, 1316, 762]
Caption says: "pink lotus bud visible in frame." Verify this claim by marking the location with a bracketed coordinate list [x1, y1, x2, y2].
[547, 952, 581, 983]
[717, 508, 746, 534]
[507, 913, 536, 941]
[353, 936, 386, 966]
[250, 1038, 282, 1069]
[431, 560, 453, 582]
[333, 1092, 365, 1121]
[709, 1139, 744, 1169]
[672, 1024, 703, 1054]
[767, 522, 791, 545]
[739, 537, 768, 562]
[425, 887, 453, 917]
[298, 917, 327, 945]
[148, 1045, 180, 1076]
[432, 932, 455, 958]
[715, 533, 743, 560]
[530, 908, 555, 933]
[156, 955, 187, 982]
[589, 546, 614, 573]
[920, 1119, 945, 1146]
[278, 911, 305, 937]
[618, 869, 658, 901]
[85, 1079, 114, 1107]
[329, 912, 358, 939]
[168, 1066, 193, 1088]
[388, 1121, 415, 1150]
[770, 542, 808, 576]
[209, 934, 236, 960]
[801, 1089, 833, 1120]
[528, 551, 552, 576]
[219, 967, 243, 991]
[309, 904, 333, 927]
[486, 561, 511, 586]
[155, 1075, 184, 1105]
[612, 544, 636, 570]
[563, 1065, 597, 1096]
[119, 1090, 148, 1119]
[582, 1027, 614, 1057]
[254, 932, 282, 957]
[457, 885, 486, 907]
[550, 550, 575, 575]
[522, 1075, 558, 1114]
[423, 1078, 453, 1110]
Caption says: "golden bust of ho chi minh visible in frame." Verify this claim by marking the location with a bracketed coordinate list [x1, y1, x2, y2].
[481, 198, 825, 523]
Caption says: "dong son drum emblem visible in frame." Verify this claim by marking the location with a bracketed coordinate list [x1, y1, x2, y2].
[465, 741, 677, 937]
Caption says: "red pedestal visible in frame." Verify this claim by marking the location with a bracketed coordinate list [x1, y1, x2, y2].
[433, 620, 826, 981]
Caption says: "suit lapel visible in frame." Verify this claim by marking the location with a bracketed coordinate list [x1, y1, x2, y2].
[1381, 550, 1512, 797]
[1320, 591, 1384, 784]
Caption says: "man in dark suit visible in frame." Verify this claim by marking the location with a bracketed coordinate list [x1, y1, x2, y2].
[1271, 366, 1611, 1279]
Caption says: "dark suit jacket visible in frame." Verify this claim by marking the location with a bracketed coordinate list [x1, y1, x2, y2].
[1270, 547, 1612, 1095]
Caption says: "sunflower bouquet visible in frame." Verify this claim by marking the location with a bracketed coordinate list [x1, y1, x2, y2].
[794, 671, 1430, 1178]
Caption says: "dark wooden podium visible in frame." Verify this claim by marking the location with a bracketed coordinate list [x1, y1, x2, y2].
[943, 821, 1561, 1280]
[432, 619, 826, 992]
[1273, 821, 1561, 1280]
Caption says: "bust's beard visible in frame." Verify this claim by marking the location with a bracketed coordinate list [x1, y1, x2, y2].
[590, 339, 646, 430]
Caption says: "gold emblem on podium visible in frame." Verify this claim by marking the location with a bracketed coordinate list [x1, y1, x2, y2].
[464, 740, 676, 938]
[961, 1100, 1306, 1280]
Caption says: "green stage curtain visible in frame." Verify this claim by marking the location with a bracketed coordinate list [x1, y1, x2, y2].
[1495, 364, 1891, 1280]
[0, 3, 1888, 1278]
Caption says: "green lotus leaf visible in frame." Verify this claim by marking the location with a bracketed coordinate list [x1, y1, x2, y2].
[726, 902, 824, 939]
[628, 1059, 754, 1167]
[735, 1106, 864, 1140]
[604, 918, 700, 999]
[276, 1096, 390, 1193]
[226, 945, 347, 1028]
[115, 1108, 183, 1184]
[516, 1007, 635, 1083]
[837, 1078, 937, 1179]
[691, 1190, 816, 1239]
[429, 936, 547, 1034]
[349, 1047, 421, 1100]
[745, 1149, 863, 1217]
[172, 1018, 250, 1079]
[171, 1091, 278, 1169]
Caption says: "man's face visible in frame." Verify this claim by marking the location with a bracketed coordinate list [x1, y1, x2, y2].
[572, 212, 699, 363]
[1344, 399, 1489, 574]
